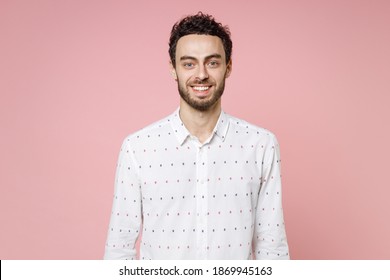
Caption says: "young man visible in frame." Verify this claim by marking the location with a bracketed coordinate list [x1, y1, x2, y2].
[104, 12, 289, 260]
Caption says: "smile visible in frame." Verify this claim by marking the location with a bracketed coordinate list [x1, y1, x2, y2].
[192, 86, 210, 91]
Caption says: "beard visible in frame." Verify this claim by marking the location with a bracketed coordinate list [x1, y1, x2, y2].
[177, 79, 226, 112]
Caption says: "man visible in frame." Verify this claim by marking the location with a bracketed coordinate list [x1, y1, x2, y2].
[104, 12, 289, 260]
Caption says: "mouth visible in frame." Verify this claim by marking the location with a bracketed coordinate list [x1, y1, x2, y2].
[191, 85, 212, 96]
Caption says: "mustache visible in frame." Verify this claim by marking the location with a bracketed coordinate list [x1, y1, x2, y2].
[192, 79, 211, 84]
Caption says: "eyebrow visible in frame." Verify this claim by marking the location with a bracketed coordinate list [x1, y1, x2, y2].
[179, 54, 223, 61]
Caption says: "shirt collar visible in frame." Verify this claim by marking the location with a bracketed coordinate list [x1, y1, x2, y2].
[170, 107, 230, 145]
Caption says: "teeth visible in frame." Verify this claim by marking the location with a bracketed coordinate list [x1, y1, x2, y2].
[193, 86, 209, 91]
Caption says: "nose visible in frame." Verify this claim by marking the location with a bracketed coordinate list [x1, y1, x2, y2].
[195, 64, 209, 81]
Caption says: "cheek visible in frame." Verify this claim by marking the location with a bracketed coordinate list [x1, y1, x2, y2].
[178, 73, 194, 84]
[213, 73, 225, 83]
[210, 69, 226, 80]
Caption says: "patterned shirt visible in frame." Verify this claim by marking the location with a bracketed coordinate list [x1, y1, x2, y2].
[104, 108, 289, 260]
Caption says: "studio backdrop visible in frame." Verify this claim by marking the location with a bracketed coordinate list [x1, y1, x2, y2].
[1, 0, 389, 259]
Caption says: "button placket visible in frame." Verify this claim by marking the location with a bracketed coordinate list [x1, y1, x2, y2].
[195, 144, 208, 259]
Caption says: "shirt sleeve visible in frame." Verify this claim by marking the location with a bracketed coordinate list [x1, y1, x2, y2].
[253, 134, 289, 259]
[104, 138, 142, 260]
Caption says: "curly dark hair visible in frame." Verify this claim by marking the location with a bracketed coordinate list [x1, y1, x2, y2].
[169, 12, 232, 67]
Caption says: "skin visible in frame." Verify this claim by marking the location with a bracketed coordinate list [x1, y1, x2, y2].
[170, 34, 232, 143]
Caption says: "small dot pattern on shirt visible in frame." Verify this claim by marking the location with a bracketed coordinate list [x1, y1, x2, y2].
[104, 108, 289, 260]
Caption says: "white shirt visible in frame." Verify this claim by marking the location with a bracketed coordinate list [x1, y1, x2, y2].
[104, 108, 289, 260]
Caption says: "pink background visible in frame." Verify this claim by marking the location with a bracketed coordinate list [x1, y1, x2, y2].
[1, 0, 389, 259]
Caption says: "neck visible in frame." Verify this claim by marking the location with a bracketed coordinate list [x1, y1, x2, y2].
[179, 99, 221, 143]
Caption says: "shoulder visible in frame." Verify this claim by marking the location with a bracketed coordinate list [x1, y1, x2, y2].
[225, 112, 279, 143]
[122, 112, 175, 145]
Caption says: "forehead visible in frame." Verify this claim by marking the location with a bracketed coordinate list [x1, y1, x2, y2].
[176, 34, 225, 60]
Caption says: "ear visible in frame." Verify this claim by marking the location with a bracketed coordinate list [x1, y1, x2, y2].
[169, 61, 177, 80]
[225, 59, 232, 78]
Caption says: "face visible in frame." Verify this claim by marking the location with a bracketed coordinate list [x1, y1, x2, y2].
[171, 34, 232, 112]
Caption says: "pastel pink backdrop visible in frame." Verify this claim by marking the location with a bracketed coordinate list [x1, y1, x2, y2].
[1, 0, 389, 259]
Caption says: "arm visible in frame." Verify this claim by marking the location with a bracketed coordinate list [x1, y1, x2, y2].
[253, 134, 289, 259]
[104, 138, 142, 260]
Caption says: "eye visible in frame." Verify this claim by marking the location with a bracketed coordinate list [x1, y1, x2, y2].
[183, 62, 195, 68]
[208, 61, 219, 68]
